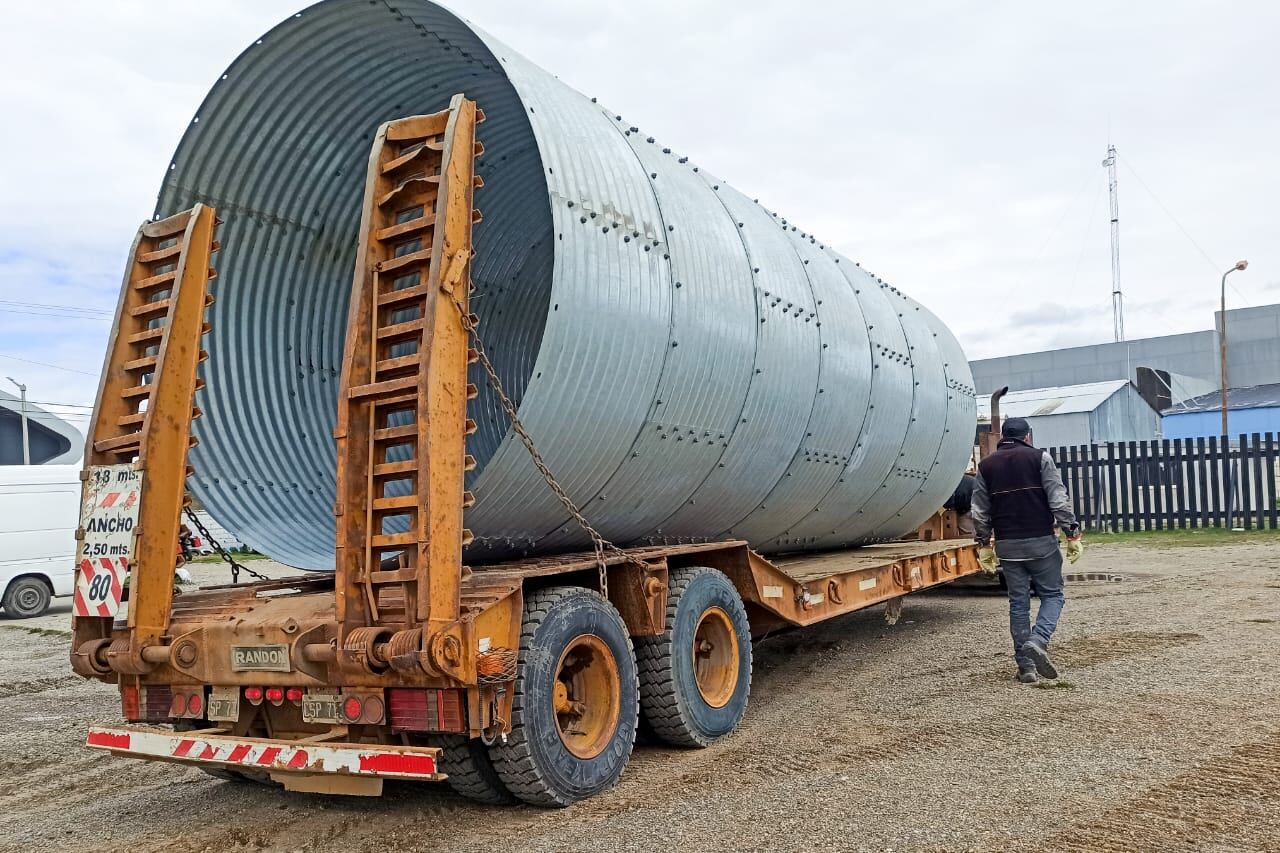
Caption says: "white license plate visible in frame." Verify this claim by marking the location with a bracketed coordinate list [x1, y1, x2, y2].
[302, 693, 342, 724]
[207, 686, 241, 722]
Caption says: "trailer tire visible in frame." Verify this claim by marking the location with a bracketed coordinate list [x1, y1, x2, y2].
[636, 566, 752, 747]
[436, 735, 516, 804]
[490, 586, 638, 807]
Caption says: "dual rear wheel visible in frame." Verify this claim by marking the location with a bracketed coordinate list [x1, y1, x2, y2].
[441, 568, 752, 806]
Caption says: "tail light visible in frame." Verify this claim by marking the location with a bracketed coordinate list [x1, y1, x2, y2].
[388, 689, 467, 733]
[121, 684, 173, 723]
[341, 692, 385, 724]
[286, 687, 304, 704]
[266, 687, 285, 706]
[163, 688, 206, 719]
[244, 686, 264, 705]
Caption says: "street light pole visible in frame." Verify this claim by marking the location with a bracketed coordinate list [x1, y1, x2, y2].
[1219, 260, 1249, 438]
[5, 376, 30, 465]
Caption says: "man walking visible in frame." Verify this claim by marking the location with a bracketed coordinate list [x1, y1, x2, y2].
[970, 417, 1084, 683]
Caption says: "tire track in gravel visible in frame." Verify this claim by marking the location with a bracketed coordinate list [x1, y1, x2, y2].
[970, 630, 1204, 682]
[1055, 631, 1202, 668]
[0, 675, 83, 699]
[1049, 728, 1280, 852]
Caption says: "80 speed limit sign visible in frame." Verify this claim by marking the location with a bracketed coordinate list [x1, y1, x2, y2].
[74, 464, 142, 617]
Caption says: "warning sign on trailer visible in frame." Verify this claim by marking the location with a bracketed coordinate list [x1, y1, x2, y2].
[74, 464, 142, 617]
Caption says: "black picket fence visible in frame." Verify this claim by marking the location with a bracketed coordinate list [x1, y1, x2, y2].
[1045, 433, 1280, 532]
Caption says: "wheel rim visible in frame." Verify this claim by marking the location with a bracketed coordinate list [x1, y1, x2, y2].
[14, 585, 43, 614]
[691, 606, 739, 709]
[552, 634, 621, 759]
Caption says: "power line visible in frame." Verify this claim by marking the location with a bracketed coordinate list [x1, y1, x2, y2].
[1031, 159, 1099, 261]
[23, 399, 96, 409]
[0, 299, 112, 316]
[1067, 180, 1105, 300]
[14, 412, 92, 423]
[1117, 152, 1248, 303]
[0, 352, 99, 376]
[0, 307, 111, 321]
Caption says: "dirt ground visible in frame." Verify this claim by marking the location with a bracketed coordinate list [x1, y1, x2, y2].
[2, 538, 1277, 852]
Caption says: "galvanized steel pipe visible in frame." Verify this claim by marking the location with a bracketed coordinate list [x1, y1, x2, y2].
[158, 0, 976, 569]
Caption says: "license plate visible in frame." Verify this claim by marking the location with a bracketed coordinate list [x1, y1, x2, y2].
[230, 644, 291, 672]
[207, 686, 241, 722]
[302, 692, 342, 724]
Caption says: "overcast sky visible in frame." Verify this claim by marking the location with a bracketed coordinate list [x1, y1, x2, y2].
[2, 0, 1277, 432]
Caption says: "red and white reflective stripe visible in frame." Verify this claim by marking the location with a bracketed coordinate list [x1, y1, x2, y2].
[73, 557, 127, 617]
[85, 726, 440, 779]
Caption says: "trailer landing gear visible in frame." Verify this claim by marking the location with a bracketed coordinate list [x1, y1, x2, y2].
[637, 567, 752, 748]
[491, 586, 639, 807]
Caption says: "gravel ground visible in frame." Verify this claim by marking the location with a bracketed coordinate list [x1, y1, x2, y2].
[1, 539, 1277, 852]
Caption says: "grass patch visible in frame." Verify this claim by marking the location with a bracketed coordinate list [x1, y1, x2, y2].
[1087, 527, 1280, 548]
[188, 551, 269, 564]
[1031, 679, 1076, 690]
[0, 624, 72, 639]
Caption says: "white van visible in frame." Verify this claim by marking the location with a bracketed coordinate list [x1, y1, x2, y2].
[0, 465, 80, 618]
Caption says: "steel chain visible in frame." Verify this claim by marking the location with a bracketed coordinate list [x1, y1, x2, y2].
[450, 291, 648, 594]
[183, 506, 270, 583]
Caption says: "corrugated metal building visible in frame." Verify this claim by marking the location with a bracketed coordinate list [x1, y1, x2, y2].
[0, 389, 82, 465]
[977, 380, 1161, 448]
[970, 303, 1280, 396]
[1162, 384, 1280, 440]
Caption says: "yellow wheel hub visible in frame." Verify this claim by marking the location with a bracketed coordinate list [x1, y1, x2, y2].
[552, 634, 621, 759]
[692, 606, 739, 709]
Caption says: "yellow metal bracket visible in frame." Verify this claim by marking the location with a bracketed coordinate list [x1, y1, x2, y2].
[334, 95, 483, 681]
[71, 205, 218, 678]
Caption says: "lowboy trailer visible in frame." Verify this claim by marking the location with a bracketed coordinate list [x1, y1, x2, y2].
[72, 97, 982, 806]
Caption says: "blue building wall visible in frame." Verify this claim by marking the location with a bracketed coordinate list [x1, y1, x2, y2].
[1161, 407, 1280, 440]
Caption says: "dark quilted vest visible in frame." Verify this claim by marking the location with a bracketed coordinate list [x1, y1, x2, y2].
[977, 439, 1054, 540]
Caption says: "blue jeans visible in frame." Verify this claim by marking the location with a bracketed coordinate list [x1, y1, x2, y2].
[1001, 549, 1065, 670]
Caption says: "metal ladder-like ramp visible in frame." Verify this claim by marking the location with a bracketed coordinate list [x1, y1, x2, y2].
[333, 96, 484, 675]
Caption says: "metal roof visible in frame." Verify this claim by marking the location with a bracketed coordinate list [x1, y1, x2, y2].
[0, 389, 82, 465]
[1166, 383, 1280, 414]
[976, 380, 1132, 421]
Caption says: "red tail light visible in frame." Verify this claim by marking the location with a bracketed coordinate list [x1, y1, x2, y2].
[338, 693, 385, 724]
[122, 684, 174, 723]
[244, 686, 263, 704]
[170, 694, 187, 718]
[187, 692, 203, 717]
[285, 687, 304, 704]
[388, 689, 467, 733]
[266, 687, 284, 705]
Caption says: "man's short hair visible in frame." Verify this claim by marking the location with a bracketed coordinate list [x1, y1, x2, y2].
[1001, 417, 1031, 439]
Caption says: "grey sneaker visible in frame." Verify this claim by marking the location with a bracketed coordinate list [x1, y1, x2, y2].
[1017, 667, 1038, 684]
[1020, 639, 1059, 680]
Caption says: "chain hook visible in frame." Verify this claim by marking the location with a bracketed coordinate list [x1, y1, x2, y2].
[450, 290, 644, 594]
[183, 506, 269, 583]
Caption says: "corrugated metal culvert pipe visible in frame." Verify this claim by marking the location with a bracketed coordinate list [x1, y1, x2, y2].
[157, 0, 976, 569]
